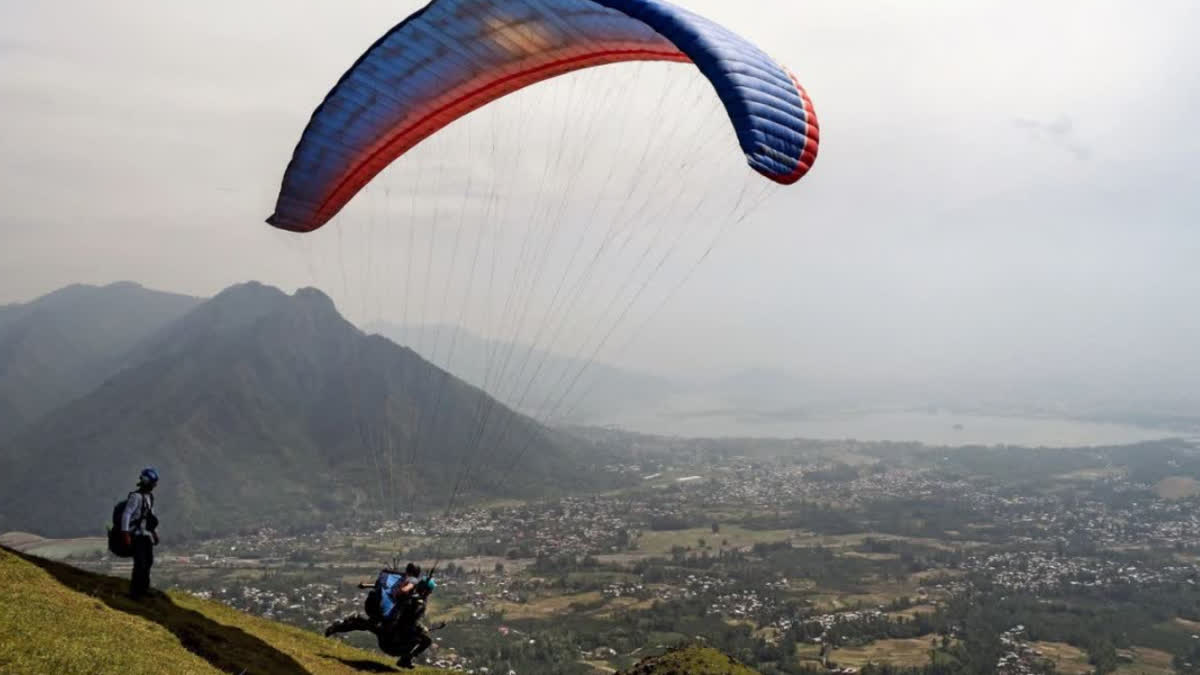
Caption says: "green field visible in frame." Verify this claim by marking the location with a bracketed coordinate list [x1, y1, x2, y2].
[1154, 476, 1200, 500]
[622, 645, 760, 675]
[635, 526, 796, 555]
[1116, 647, 1176, 675]
[0, 532, 106, 560]
[830, 637, 939, 668]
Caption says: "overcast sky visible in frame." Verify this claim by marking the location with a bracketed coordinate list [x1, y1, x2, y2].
[2, 0, 1198, 399]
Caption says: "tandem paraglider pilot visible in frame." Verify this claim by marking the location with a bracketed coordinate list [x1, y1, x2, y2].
[325, 566, 441, 669]
[107, 467, 160, 599]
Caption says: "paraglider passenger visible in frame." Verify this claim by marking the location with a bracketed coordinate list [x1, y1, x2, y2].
[325, 576, 439, 669]
[121, 467, 160, 599]
[398, 562, 421, 596]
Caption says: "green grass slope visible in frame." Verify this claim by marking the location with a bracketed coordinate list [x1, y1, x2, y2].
[0, 546, 439, 674]
[618, 644, 761, 675]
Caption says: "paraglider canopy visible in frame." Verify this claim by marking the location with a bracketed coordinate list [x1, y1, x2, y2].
[260, 0, 825, 561]
[266, 0, 819, 233]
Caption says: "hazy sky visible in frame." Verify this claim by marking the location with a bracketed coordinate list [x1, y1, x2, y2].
[2, 1, 1198, 395]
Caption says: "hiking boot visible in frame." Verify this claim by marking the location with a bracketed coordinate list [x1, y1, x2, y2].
[397, 656, 415, 669]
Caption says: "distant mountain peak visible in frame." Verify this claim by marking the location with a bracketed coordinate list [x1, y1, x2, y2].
[294, 286, 332, 302]
[102, 281, 144, 291]
[292, 287, 339, 315]
[206, 283, 339, 320]
[211, 281, 287, 303]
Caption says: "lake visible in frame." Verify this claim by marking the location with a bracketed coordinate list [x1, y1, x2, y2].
[599, 408, 1179, 448]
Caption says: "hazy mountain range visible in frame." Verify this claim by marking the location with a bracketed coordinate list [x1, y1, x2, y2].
[0, 282, 623, 539]
[3, 280, 1193, 540]
[0, 282, 200, 437]
[364, 320, 679, 423]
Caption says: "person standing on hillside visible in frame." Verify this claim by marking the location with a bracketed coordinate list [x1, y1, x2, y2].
[121, 467, 160, 599]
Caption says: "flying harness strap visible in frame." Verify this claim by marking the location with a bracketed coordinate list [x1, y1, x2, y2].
[365, 569, 409, 622]
[129, 491, 157, 533]
[107, 491, 155, 557]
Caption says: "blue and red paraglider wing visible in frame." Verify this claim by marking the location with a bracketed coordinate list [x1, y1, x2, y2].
[266, 0, 819, 233]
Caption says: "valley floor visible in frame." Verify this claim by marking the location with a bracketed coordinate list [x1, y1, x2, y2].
[10, 435, 1200, 674]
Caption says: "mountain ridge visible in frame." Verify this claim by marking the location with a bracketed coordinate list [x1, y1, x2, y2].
[0, 281, 201, 437]
[0, 283, 615, 540]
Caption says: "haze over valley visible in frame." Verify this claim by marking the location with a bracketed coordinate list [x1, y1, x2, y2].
[2, 0, 1198, 673]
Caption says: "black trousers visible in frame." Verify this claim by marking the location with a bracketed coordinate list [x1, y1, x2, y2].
[131, 536, 154, 597]
[328, 614, 378, 635]
[327, 615, 431, 660]
[404, 624, 433, 660]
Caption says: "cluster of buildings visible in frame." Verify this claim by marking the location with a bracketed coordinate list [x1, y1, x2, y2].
[706, 588, 770, 620]
[962, 482, 1200, 550]
[199, 581, 351, 627]
[961, 551, 1198, 592]
[995, 625, 1048, 675]
[772, 609, 890, 637]
[602, 581, 649, 599]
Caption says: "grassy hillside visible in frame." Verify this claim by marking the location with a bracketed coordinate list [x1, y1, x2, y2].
[618, 645, 761, 675]
[0, 546, 438, 674]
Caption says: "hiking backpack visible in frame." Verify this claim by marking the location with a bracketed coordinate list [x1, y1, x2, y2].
[106, 492, 155, 557]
